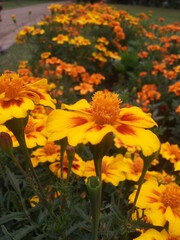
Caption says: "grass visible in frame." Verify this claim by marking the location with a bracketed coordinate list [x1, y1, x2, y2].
[2, 0, 59, 10]
[113, 4, 180, 24]
[0, 43, 36, 74]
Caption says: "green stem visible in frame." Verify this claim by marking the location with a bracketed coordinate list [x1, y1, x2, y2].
[87, 176, 101, 240]
[67, 158, 73, 181]
[9, 150, 29, 180]
[59, 138, 67, 180]
[94, 158, 102, 180]
[129, 159, 152, 218]
[16, 133, 56, 219]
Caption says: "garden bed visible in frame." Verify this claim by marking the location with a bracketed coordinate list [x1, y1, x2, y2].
[0, 2, 179, 240]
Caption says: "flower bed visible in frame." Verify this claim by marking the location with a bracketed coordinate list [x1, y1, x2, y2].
[0, 2, 179, 239]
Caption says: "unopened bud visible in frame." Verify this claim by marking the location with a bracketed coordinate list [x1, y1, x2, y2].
[66, 145, 75, 161]
[0, 132, 13, 153]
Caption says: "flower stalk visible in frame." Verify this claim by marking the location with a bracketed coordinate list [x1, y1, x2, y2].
[5, 117, 56, 219]
[87, 176, 101, 240]
[129, 149, 160, 219]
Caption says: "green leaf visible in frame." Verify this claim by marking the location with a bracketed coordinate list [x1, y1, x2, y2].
[12, 225, 38, 240]
[5, 166, 22, 198]
[33, 234, 47, 240]
[0, 212, 25, 225]
[1, 225, 15, 240]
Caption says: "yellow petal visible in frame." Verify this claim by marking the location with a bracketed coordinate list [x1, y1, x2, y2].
[133, 229, 163, 240]
[113, 124, 160, 156]
[62, 99, 91, 112]
[119, 106, 158, 128]
[46, 109, 93, 145]
[0, 97, 34, 124]
[165, 206, 180, 236]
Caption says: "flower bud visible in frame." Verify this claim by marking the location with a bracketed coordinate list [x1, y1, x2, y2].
[0, 132, 13, 154]
[66, 145, 75, 161]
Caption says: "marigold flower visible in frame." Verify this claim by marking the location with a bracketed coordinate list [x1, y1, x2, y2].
[74, 83, 94, 95]
[129, 181, 180, 235]
[49, 153, 85, 179]
[133, 228, 180, 240]
[47, 90, 160, 157]
[31, 142, 60, 167]
[160, 142, 180, 171]
[168, 82, 180, 96]
[0, 72, 56, 125]
[83, 154, 127, 186]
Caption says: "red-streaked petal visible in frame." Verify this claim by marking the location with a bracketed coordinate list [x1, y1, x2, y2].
[119, 107, 157, 128]
[85, 124, 114, 145]
[113, 124, 160, 156]
[0, 97, 34, 124]
[46, 109, 93, 146]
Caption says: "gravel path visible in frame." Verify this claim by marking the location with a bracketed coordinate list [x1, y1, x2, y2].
[0, 1, 69, 52]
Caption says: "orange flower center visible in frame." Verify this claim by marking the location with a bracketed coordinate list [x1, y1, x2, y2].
[91, 91, 121, 125]
[161, 183, 180, 209]
[43, 142, 58, 155]
[25, 118, 35, 134]
[0, 73, 23, 99]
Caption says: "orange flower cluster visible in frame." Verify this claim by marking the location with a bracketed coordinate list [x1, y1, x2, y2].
[137, 84, 161, 112]
[168, 81, 180, 96]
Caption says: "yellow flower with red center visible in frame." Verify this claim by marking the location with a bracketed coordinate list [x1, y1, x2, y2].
[122, 154, 144, 182]
[52, 34, 69, 44]
[0, 72, 55, 125]
[145, 170, 175, 184]
[41, 52, 51, 59]
[83, 154, 127, 186]
[31, 142, 60, 167]
[31, 28, 45, 36]
[47, 90, 160, 157]
[49, 153, 85, 179]
[160, 142, 180, 171]
[129, 180, 180, 235]
[134, 228, 180, 240]
[69, 36, 91, 47]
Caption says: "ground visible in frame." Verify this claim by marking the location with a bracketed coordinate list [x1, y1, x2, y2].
[0, 1, 68, 52]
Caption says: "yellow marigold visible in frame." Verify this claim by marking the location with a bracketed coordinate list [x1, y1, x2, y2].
[129, 180, 180, 235]
[47, 90, 160, 157]
[83, 154, 127, 186]
[134, 228, 180, 240]
[52, 34, 69, 44]
[0, 72, 56, 125]
[49, 153, 85, 179]
[69, 36, 91, 47]
[31, 142, 60, 167]
[160, 142, 180, 171]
